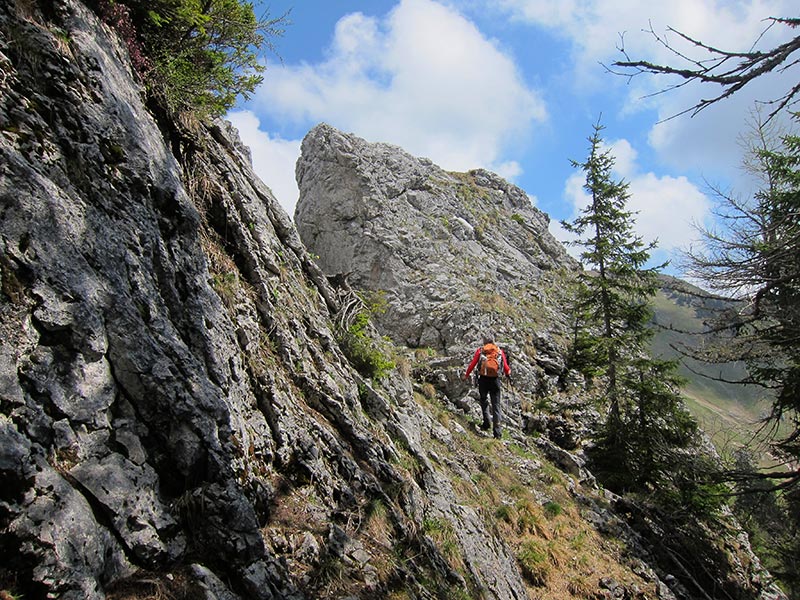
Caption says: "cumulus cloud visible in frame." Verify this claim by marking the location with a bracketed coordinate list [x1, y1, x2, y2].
[606, 138, 637, 178]
[493, 0, 798, 180]
[251, 0, 546, 176]
[551, 137, 711, 266]
[627, 172, 711, 252]
[227, 111, 302, 217]
[494, 0, 795, 72]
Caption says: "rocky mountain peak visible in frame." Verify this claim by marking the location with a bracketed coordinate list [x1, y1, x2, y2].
[296, 123, 578, 356]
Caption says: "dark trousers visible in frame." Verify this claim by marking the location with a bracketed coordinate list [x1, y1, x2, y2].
[478, 376, 502, 437]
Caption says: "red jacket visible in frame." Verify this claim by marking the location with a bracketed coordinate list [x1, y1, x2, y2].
[464, 345, 511, 378]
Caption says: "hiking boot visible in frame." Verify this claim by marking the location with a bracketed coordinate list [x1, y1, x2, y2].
[480, 422, 490, 431]
[493, 430, 502, 439]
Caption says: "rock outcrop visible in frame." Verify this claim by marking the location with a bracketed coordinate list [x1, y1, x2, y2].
[296, 123, 577, 353]
[295, 123, 588, 440]
[0, 2, 786, 600]
[298, 123, 599, 453]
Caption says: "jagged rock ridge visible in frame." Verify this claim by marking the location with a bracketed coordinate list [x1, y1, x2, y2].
[295, 123, 589, 441]
[0, 2, 787, 600]
[296, 123, 577, 353]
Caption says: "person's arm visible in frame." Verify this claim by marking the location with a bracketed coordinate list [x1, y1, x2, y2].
[463, 348, 481, 379]
[501, 349, 511, 376]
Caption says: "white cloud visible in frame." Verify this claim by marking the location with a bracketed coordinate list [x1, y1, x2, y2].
[251, 0, 546, 176]
[627, 172, 710, 252]
[549, 171, 586, 260]
[549, 221, 580, 260]
[494, 160, 523, 181]
[227, 111, 302, 217]
[493, 0, 798, 183]
[607, 138, 637, 178]
[495, 0, 795, 70]
[646, 75, 797, 183]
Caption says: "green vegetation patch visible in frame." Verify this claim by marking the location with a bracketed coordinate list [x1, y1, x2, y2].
[96, 0, 288, 118]
[339, 310, 395, 380]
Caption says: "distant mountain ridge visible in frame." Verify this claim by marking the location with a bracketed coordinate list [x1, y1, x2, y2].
[651, 276, 771, 451]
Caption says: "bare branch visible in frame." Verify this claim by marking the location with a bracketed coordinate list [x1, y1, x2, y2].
[610, 17, 800, 121]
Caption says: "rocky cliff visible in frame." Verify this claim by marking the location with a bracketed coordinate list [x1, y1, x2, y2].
[295, 124, 588, 437]
[0, 1, 786, 600]
[295, 123, 577, 352]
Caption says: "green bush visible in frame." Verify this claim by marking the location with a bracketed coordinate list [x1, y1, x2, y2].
[97, 0, 288, 117]
[543, 501, 562, 518]
[517, 539, 549, 585]
[494, 504, 513, 524]
[339, 311, 395, 380]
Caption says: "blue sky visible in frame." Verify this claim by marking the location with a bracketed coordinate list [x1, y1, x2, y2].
[229, 0, 797, 273]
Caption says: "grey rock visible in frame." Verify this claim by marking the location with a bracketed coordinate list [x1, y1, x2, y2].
[295, 123, 590, 458]
[296, 123, 579, 356]
[189, 564, 242, 600]
[69, 453, 185, 565]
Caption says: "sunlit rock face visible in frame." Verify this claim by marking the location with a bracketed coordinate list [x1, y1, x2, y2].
[295, 123, 577, 352]
[0, 2, 531, 598]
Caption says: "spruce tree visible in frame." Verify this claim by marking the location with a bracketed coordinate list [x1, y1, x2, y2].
[561, 120, 660, 427]
[563, 120, 703, 496]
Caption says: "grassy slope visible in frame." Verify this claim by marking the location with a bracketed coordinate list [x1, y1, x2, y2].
[650, 278, 774, 455]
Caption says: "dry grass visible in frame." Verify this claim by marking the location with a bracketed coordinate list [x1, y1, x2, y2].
[12, 0, 38, 21]
[423, 516, 464, 573]
[420, 382, 437, 400]
[417, 393, 658, 600]
[360, 499, 400, 582]
[200, 232, 243, 308]
[363, 498, 393, 547]
[263, 479, 413, 599]
[105, 569, 198, 600]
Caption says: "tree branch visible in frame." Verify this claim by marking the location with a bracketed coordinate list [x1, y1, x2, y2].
[608, 17, 800, 121]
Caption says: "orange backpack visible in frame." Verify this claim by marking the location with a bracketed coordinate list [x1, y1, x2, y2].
[479, 343, 502, 377]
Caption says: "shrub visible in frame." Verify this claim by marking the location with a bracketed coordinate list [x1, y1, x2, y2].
[494, 503, 513, 524]
[97, 1, 151, 74]
[517, 539, 549, 586]
[339, 311, 395, 380]
[543, 501, 562, 518]
[97, 0, 288, 117]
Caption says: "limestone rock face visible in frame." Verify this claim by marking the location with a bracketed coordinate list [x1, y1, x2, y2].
[296, 123, 578, 356]
[295, 123, 589, 449]
[0, 2, 531, 598]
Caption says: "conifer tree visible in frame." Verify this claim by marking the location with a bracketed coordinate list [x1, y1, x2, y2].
[96, 0, 288, 117]
[687, 116, 800, 487]
[561, 120, 660, 428]
[686, 117, 800, 590]
[563, 120, 703, 495]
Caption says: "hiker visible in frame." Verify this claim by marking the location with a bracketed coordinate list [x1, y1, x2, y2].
[462, 336, 511, 439]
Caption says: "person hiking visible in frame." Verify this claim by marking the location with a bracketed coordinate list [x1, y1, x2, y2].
[462, 335, 511, 439]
